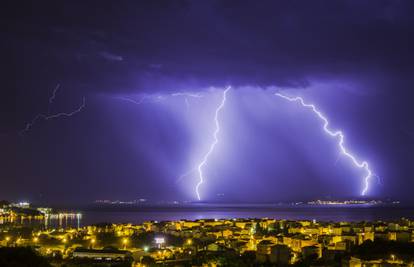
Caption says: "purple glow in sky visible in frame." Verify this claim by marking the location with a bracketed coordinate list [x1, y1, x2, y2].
[4, 1, 414, 204]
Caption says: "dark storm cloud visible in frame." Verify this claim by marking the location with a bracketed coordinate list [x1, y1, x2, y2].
[4, 0, 414, 97]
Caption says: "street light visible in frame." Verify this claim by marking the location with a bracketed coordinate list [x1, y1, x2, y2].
[122, 238, 128, 249]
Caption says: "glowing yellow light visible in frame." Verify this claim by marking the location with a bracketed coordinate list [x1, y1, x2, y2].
[187, 239, 192, 245]
[91, 238, 96, 244]
[122, 238, 128, 244]
[5, 237, 10, 241]
[62, 238, 67, 243]
[33, 237, 39, 243]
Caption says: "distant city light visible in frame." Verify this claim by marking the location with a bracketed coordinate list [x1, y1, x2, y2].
[155, 237, 165, 244]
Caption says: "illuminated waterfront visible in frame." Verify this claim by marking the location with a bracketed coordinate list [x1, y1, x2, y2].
[0, 213, 82, 229]
[1, 202, 414, 265]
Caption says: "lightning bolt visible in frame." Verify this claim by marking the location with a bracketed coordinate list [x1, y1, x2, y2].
[48, 84, 60, 105]
[114, 96, 147, 105]
[275, 92, 372, 196]
[172, 92, 203, 112]
[171, 92, 203, 98]
[115, 92, 203, 109]
[20, 86, 86, 135]
[176, 167, 196, 184]
[195, 87, 230, 200]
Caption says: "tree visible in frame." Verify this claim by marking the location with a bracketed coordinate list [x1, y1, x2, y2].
[141, 255, 156, 266]
[0, 247, 51, 267]
[96, 231, 118, 247]
[0, 200, 10, 207]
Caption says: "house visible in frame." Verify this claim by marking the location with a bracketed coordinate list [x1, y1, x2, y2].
[72, 247, 131, 261]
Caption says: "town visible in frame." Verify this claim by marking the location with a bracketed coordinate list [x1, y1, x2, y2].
[1, 202, 414, 266]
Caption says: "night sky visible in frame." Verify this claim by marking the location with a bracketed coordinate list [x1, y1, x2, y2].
[3, 1, 414, 204]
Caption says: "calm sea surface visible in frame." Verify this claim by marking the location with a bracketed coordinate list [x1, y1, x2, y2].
[77, 205, 414, 226]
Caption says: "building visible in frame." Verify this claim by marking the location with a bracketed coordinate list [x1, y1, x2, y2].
[302, 245, 322, 259]
[72, 248, 131, 261]
[269, 244, 292, 264]
[9, 202, 30, 209]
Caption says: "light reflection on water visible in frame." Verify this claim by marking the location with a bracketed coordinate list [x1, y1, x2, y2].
[0, 213, 82, 229]
[2, 206, 414, 228]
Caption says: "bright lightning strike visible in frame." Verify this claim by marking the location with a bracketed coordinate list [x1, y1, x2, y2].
[195, 87, 231, 201]
[20, 86, 86, 135]
[275, 92, 372, 196]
